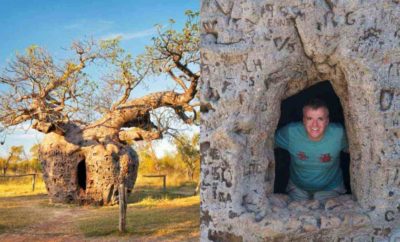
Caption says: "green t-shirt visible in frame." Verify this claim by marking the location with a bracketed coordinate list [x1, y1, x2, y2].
[275, 122, 348, 192]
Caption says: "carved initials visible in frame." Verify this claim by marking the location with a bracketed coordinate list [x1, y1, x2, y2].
[345, 11, 355, 25]
[273, 37, 290, 51]
[380, 89, 394, 111]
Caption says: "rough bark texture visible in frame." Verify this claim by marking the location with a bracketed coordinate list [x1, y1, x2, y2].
[39, 126, 137, 205]
[200, 0, 400, 241]
[37, 85, 198, 205]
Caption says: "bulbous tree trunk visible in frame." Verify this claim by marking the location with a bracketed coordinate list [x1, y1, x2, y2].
[39, 124, 138, 205]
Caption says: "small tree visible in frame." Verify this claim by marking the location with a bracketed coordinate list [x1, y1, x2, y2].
[173, 133, 200, 181]
[1, 146, 23, 175]
[29, 144, 41, 173]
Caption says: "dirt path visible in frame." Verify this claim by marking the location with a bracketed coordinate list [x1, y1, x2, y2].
[0, 196, 89, 242]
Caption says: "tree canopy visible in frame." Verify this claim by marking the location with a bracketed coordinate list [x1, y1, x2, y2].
[0, 10, 199, 143]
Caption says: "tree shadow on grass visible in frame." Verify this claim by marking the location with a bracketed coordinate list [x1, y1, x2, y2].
[0, 224, 7, 234]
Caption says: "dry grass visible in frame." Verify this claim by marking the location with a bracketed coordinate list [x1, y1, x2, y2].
[0, 194, 52, 234]
[76, 195, 199, 241]
[0, 175, 47, 197]
[0, 175, 199, 241]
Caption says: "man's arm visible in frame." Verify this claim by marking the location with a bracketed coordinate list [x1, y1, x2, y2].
[275, 125, 290, 150]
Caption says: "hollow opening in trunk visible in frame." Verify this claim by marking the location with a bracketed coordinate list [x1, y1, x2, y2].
[77, 160, 87, 190]
[273, 80, 351, 195]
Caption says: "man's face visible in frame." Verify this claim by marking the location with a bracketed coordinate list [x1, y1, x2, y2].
[302, 106, 329, 141]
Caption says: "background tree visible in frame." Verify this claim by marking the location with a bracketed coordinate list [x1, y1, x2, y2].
[28, 144, 41, 173]
[0, 146, 23, 175]
[173, 133, 200, 181]
[0, 11, 199, 205]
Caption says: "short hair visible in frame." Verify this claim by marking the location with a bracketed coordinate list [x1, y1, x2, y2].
[303, 98, 329, 116]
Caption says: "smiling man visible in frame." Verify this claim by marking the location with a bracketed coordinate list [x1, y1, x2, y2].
[275, 98, 348, 202]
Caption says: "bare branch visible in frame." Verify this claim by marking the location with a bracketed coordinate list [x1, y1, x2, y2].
[119, 127, 162, 141]
[167, 69, 188, 91]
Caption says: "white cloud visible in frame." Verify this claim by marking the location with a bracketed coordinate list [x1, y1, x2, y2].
[101, 27, 157, 41]
[64, 19, 114, 33]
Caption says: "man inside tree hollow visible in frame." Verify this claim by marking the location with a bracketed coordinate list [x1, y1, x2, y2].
[275, 98, 348, 201]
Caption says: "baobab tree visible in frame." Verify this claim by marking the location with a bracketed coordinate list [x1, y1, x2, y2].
[0, 11, 199, 205]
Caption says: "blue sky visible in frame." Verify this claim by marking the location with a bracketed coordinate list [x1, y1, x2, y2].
[0, 0, 199, 157]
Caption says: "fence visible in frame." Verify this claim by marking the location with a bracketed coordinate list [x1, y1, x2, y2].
[0, 173, 39, 191]
[142, 174, 167, 192]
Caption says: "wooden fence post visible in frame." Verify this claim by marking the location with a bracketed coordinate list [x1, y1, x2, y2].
[32, 174, 36, 191]
[163, 175, 166, 193]
[143, 174, 167, 192]
[119, 183, 127, 233]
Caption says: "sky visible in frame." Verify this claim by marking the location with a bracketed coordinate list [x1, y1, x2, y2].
[0, 0, 199, 157]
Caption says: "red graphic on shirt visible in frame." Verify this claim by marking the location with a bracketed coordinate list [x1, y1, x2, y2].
[320, 153, 332, 162]
[297, 151, 308, 160]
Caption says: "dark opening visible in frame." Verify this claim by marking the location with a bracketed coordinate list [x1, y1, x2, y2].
[273, 81, 351, 194]
[77, 160, 87, 190]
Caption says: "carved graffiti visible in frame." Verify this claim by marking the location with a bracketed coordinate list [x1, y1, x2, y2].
[261, 3, 306, 19]
[218, 192, 232, 202]
[383, 204, 400, 223]
[380, 89, 394, 111]
[386, 168, 400, 186]
[244, 161, 263, 176]
[394, 117, 399, 127]
[338, 227, 393, 241]
[212, 182, 218, 199]
[383, 112, 400, 128]
[385, 211, 395, 222]
[360, 27, 382, 41]
[215, 0, 233, 16]
[244, 59, 263, 72]
[279, 5, 304, 19]
[261, 4, 274, 18]
[211, 181, 232, 203]
[373, 227, 392, 237]
[273, 37, 290, 51]
[211, 165, 232, 187]
[210, 148, 221, 160]
[345, 11, 355, 25]
[211, 167, 220, 180]
[203, 20, 218, 35]
[388, 62, 400, 78]
[273, 36, 296, 53]
[324, 11, 338, 27]
[395, 28, 400, 38]
[267, 18, 291, 28]
[249, 76, 255, 86]
[253, 59, 262, 71]
[201, 168, 211, 187]
[263, 29, 273, 41]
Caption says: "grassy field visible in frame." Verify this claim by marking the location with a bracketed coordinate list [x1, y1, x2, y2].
[0, 174, 200, 241]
